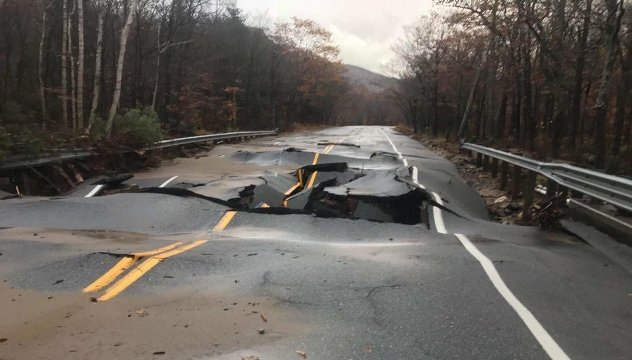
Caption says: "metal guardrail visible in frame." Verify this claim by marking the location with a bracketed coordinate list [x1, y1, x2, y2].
[461, 142, 632, 213]
[0, 130, 278, 171]
[149, 130, 277, 150]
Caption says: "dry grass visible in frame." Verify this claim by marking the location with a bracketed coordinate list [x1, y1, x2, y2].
[394, 123, 414, 136]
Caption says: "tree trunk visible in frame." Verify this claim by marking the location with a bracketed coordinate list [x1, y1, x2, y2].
[594, 0, 624, 167]
[431, 68, 439, 137]
[76, 0, 84, 130]
[610, 80, 627, 156]
[522, 30, 534, 150]
[68, 2, 77, 133]
[39, 0, 53, 130]
[105, 0, 138, 137]
[494, 91, 507, 140]
[86, 8, 104, 134]
[151, 23, 161, 111]
[457, 50, 486, 140]
[61, 0, 68, 130]
[569, 0, 592, 155]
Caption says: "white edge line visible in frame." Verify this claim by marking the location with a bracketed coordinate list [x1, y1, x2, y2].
[84, 184, 104, 198]
[159, 175, 178, 188]
[432, 191, 447, 234]
[454, 233, 571, 360]
[379, 128, 405, 162]
[382, 126, 569, 360]
[411, 166, 426, 189]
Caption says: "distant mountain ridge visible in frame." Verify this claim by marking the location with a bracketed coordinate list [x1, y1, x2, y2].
[341, 64, 397, 93]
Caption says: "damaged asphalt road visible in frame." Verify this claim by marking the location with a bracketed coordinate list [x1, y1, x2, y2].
[0, 126, 631, 360]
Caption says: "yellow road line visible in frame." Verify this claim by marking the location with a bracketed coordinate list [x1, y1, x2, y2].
[283, 182, 302, 207]
[306, 171, 318, 189]
[212, 211, 237, 232]
[284, 182, 301, 196]
[284, 142, 339, 202]
[97, 240, 208, 301]
[152, 240, 208, 259]
[305, 150, 325, 189]
[134, 242, 184, 257]
[82, 242, 183, 293]
[83, 257, 137, 293]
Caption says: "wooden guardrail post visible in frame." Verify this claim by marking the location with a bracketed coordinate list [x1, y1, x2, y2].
[511, 165, 521, 199]
[491, 158, 499, 178]
[523, 171, 537, 219]
[546, 179, 558, 201]
[476, 153, 483, 167]
[482, 155, 489, 171]
[500, 161, 509, 190]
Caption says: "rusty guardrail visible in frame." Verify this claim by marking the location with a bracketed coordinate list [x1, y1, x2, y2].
[0, 130, 278, 171]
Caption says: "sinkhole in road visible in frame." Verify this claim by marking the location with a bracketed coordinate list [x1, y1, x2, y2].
[233, 162, 431, 225]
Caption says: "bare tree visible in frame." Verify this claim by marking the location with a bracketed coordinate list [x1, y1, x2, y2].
[594, 0, 625, 167]
[151, 22, 161, 111]
[38, 0, 54, 130]
[105, 0, 138, 137]
[68, 0, 77, 131]
[86, 1, 105, 134]
[61, 0, 69, 129]
[76, 0, 85, 130]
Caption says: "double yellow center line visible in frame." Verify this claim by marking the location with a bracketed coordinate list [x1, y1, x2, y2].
[83, 240, 207, 301]
[305, 152, 323, 189]
[85, 209, 239, 302]
[282, 140, 345, 206]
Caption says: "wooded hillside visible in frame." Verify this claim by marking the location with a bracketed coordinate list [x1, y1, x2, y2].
[0, 0, 350, 153]
[393, 0, 631, 173]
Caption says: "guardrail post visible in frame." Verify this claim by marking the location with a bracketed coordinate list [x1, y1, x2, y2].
[559, 186, 568, 200]
[491, 158, 498, 178]
[460, 142, 632, 214]
[500, 161, 509, 190]
[21, 172, 32, 195]
[511, 165, 521, 199]
[546, 179, 557, 201]
[523, 171, 537, 219]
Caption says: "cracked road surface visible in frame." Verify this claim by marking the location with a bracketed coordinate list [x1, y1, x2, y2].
[0, 126, 631, 359]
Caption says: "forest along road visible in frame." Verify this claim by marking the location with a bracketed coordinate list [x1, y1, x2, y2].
[0, 126, 630, 360]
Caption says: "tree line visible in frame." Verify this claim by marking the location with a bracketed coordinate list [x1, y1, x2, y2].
[393, 0, 631, 172]
[0, 0, 348, 152]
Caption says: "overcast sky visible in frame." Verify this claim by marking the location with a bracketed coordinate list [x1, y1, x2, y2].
[237, 0, 435, 75]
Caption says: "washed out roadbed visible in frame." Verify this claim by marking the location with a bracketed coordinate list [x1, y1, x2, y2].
[413, 135, 566, 229]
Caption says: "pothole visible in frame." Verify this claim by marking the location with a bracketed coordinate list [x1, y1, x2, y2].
[232, 161, 431, 225]
[66, 149, 439, 226]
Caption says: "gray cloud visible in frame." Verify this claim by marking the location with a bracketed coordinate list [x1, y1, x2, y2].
[238, 0, 434, 74]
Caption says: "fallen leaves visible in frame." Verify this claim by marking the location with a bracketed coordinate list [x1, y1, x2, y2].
[295, 350, 307, 358]
[260, 313, 268, 322]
